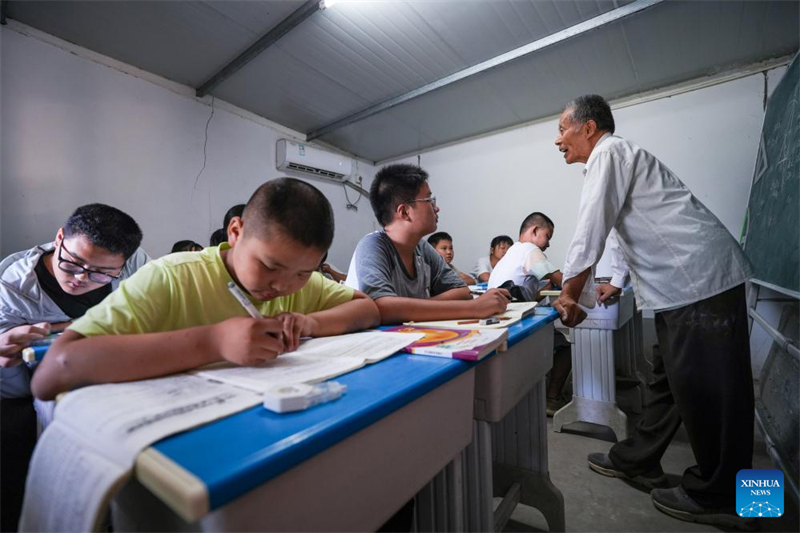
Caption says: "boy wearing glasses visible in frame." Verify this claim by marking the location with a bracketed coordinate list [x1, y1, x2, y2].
[346, 163, 509, 324]
[0, 203, 147, 532]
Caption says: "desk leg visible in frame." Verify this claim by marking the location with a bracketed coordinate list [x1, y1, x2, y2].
[415, 451, 466, 532]
[491, 380, 565, 532]
[553, 328, 629, 441]
[465, 421, 494, 532]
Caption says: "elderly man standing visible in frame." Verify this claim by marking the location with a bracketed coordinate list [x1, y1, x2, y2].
[553, 95, 755, 530]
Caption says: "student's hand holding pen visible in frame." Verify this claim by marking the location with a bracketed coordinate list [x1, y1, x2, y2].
[274, 312, 318, 352]
[471, 288, 511, 317]
[214, 316, 286, 365]
[0, 323, 50, 366]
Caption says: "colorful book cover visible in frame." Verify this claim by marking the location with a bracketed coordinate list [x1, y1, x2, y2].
[383, 325, 507, 361]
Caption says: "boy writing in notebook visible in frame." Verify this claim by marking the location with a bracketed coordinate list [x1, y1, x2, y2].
[346, 163, 508, 324]
[33, 178, 380, 400]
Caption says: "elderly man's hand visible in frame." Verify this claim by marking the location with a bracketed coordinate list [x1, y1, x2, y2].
[553, 294, 587, 327]
[596, 283, 621, 305]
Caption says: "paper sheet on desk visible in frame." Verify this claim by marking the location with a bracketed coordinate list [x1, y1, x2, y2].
[192, 331, 424, 391]
[20, 375, 262, 533]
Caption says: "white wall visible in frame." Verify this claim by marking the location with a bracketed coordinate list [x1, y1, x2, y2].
[390, 67, 787, 282]
[0, 24, 378, 269]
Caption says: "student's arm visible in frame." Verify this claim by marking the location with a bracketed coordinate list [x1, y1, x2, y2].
[459, 272, 477, 285]
[546, 271, 564, 288]
[49, 321, 72, 333]
[375, 289, 509, 325]
[320, 263, 348, 283]
[525, 248, 560, 288]
[276, 290, 380, 351]
[431, 286, 471, 300]
[32, 317, 287, 401]
[474, 257, 491, 283]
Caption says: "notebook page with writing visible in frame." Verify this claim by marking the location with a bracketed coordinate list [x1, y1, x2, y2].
[192, 331, 423, 390]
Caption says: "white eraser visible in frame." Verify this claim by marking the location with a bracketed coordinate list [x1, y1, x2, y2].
[262, 382, 347, 413]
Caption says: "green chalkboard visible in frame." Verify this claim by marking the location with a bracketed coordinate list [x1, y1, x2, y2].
[743, 54, 800, 293]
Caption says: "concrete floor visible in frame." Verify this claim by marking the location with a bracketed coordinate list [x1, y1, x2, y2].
[501, 415, 799, 533]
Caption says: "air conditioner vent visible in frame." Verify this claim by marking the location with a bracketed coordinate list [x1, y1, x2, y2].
[276, 139, 352, 183]
[285, 162, 345, 180]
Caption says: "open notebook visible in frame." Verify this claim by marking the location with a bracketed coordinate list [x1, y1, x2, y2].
[191, 331, 423, 391]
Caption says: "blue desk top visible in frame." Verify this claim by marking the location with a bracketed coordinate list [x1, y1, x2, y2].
[152, 310, 557, 511]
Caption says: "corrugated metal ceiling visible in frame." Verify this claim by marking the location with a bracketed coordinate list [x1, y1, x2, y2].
[6, 0, 799, 162]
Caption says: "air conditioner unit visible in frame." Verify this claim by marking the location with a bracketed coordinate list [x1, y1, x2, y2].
[276, 139, 352, 182]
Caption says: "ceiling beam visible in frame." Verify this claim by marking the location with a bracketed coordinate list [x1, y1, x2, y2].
[307, 0, 665, 141]
[196, 0, 322, 98]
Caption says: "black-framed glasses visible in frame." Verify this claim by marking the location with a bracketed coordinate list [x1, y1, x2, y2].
[57, 242, 122, 284]
[406, 195, 437, 208]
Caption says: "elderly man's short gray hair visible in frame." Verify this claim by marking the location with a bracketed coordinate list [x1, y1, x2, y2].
[565, 94, 615, 134]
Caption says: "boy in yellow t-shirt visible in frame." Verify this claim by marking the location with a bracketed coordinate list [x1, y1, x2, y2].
[32, 178, 380, 400]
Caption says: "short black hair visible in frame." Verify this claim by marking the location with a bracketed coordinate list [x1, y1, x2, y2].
[519, 212, 554, 235]
[171, 240, 203, 253]
[209, 228, 227, 247]
[370, 164, 429, 227]
[490, 235, 513, 249]
[243, 178, 334, 250]
[223, 204, 245, 230]
[565, 94, 615, 134]
[63, 203, 142, 259]
[427, 231, 453, 247]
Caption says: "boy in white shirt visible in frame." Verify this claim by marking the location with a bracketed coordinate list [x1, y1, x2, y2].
[473, 235, 513, 283]
[488, 212, 570, 414]
[488, 212, 562, 299]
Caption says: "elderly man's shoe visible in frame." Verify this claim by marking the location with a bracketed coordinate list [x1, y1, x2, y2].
[587, 453, 668, 489]
[651, 486, 758, 531]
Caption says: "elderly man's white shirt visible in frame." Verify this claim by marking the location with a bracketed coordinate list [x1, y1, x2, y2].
[562, 133, 752, 311]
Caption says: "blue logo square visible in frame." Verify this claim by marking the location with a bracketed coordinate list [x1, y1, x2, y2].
[737, 469, 784, 518]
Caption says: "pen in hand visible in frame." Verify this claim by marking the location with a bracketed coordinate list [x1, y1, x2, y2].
[227, 282, 285, 348]
[227, 281, 263, 319]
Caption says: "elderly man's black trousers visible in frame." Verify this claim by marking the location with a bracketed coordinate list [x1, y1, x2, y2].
[609, 284, 754, 508]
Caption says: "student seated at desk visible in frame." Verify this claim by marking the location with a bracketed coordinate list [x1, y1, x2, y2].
[32, 179, 380, 401]
[346, 163, 509, 324]
[209, 203, 246, 246]
[171, 240, 203, 253]
[0, 203, 148, 532]
[488, 212, 563, 299]
[473, 235, 513, 283]
[319, 252, 347, 283]
[427, 231, 476, 285]
[488, 211, 570, 414]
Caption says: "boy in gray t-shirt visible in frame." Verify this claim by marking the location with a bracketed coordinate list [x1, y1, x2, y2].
[346, 163, 509, 325]
[347, 230, 463, 299]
